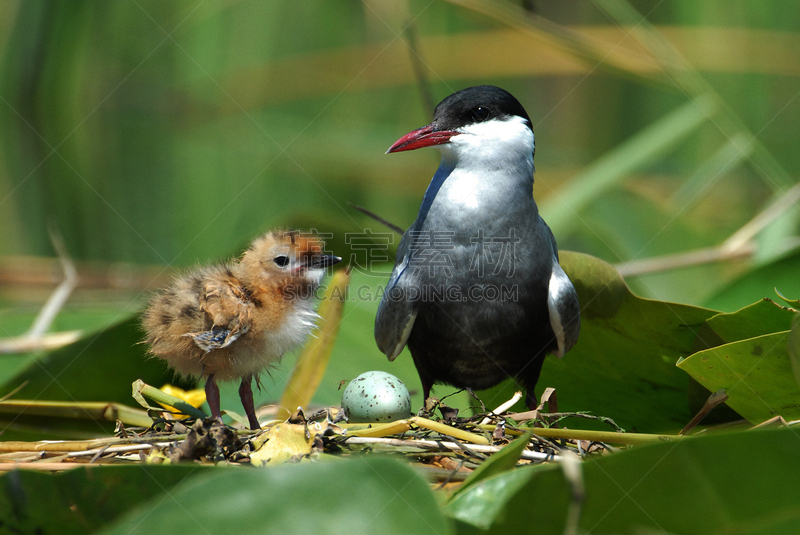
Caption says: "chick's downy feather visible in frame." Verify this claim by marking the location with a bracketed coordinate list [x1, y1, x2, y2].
[142, 230, 332, 383]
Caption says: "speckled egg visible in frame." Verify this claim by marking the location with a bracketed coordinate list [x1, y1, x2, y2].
[341, 371, 411, 423]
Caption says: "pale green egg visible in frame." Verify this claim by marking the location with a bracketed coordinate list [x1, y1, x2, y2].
[341, 371, 411, 423]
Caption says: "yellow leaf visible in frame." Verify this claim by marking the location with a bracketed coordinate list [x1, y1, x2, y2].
[250, 423, 312, 467]
[158, 384, 206, 418]
[278, 270, 349, 419]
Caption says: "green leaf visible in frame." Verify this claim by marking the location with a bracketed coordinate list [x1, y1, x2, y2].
[704, 298, 797, 344]
[450, 431, 532, 500]
[677, 299, 800, 423]
[790, 314, 800, 388]
[0, 318, 187, 439]
[100, 458, 450, 535]
[678, 331, 800, 423]
[540, 252, 718, 432]
[0, 465, 200, 534]
[448, 464, 557, 532]
[776, 289, 800, 308]
[132, 379, 207, 420]
[447, 428, 800, 534]
[0, 399, 151, 428]
[0, 318, 177, 404]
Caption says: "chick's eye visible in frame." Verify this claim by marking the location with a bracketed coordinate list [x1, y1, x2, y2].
[473, 106, 490, 122]
[273, 255, 290, 267]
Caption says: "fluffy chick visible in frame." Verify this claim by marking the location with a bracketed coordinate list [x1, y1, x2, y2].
[142, 230, 341, 429]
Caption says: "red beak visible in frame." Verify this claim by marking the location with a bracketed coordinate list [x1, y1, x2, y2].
[386, 123, 460, 154]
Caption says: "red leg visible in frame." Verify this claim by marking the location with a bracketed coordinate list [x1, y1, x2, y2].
[205, 374, 222, 420]
[239, 375, 260, 430]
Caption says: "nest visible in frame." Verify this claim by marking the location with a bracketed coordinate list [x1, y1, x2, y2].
[0, 392, 630, 488]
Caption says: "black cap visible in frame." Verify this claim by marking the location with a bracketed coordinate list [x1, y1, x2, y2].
[432, 85, 533, 133]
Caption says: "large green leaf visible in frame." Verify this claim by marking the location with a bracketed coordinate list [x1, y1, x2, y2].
[0, 318, 175, 404]
[677, 331, 800, 423]
[0, 465, 200, 534]
[0, 458, 448, 534]
[449, 465, 555, 533]
[704, 298, 796, 344]
[0, 318, 184, 439]
[677, 298, 800, 423]
[100, 457, 450, 535]
[789, 314, 800, 386]
[447, 427, 800, 534]
[450, 431, 532, 500]
[540, 252, 717, 433]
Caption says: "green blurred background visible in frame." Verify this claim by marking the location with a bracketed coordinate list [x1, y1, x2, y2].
[1, 0, 799, 421]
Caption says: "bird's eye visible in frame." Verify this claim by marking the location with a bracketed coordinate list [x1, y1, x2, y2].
[473, 106, 491, 121]
[273, 255, 290, 267]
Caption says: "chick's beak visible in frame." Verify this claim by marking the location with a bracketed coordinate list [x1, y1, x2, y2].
[386, 123, 460, 154]
[307, 254, 342, 269]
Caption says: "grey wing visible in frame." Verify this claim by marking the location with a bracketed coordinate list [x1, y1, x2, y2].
[374, 235, 419, 361]
[542, 218, 580, 357]
[185, 272, 252, 353]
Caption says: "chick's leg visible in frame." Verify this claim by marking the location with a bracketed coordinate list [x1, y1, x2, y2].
[239, 375, 260, 430]
[205, 374, 222, 420]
